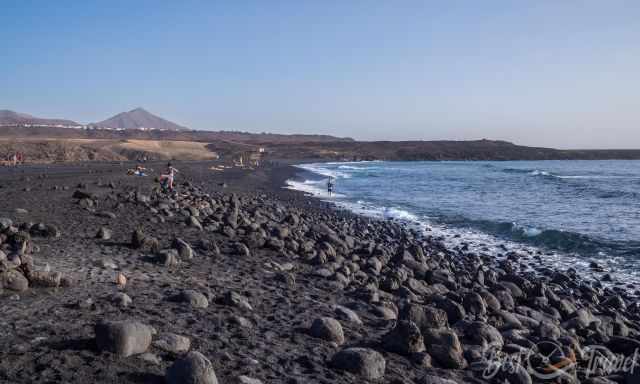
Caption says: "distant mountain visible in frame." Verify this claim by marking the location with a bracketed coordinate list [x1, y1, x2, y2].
[0, 109, 79, 126]
[95, 108, 189, 131]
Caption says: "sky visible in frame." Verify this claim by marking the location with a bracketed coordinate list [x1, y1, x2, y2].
[1, 1, 639, 149]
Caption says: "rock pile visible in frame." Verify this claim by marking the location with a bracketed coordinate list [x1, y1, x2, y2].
[0, 217, 69, 293]
[128, 180, 640, 383]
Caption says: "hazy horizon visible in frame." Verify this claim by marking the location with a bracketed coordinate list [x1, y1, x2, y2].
[1, 1, 639, 149]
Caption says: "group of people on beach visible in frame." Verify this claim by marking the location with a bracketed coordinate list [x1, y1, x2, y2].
[127, 162, 179, 192]
[3, 152, 25, 166]
[130, 162, 335, 196]
[128, 160, 337, 196]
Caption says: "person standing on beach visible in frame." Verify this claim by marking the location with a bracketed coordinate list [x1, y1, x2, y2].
[327, 177, 334, 196]
[160, 162, 179, 191]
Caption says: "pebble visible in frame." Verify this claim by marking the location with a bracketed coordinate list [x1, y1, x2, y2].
[166, 351, 218, 384]
[96, 227, 112, 240]
[177, 289, 209, 309]
[309, 317, 345, 345]
[95, 320, 153, 357]
[154, 333, 191, 354]
[138, 352, 162, 365]
[333, 305, 363, 325]
[110, 292, 132, 308]
[382, 320, 425, 355]
[330, 347, 386, 380]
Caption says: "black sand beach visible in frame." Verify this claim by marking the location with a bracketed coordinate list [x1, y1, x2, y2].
[1, 161, 638, 384]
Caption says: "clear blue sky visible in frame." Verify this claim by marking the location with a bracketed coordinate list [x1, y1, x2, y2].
[1, 1, 639, 148]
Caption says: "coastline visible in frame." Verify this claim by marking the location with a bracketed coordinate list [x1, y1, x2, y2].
[281, 161, 640, 382]
[0, 160, 638, 383]
[284, 160, 640, 289]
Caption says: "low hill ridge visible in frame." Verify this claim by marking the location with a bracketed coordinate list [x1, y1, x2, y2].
[0, 110, 79, 126]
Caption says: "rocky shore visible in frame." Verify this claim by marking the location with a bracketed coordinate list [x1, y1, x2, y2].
[0, 161, 638, 384]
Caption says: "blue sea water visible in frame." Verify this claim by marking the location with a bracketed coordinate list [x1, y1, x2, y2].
[287, 160, 640, 284]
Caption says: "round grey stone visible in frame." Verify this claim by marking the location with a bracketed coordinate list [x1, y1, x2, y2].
[166, 351, 218, 384]
[330, 347, 386, 380]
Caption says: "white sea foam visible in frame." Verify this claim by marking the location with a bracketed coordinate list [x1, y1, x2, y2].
[529, 170, 551, 176]
[382, 207, 420, 221]
[511, 223, 543, 237]
[527, 171, 640, 180]
[554, 175, 640, 179]
[324, 160, 381, 165]
[296, 164, 352, 179]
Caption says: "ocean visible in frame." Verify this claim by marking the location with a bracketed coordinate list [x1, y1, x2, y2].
[287, 160, 640, 286]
